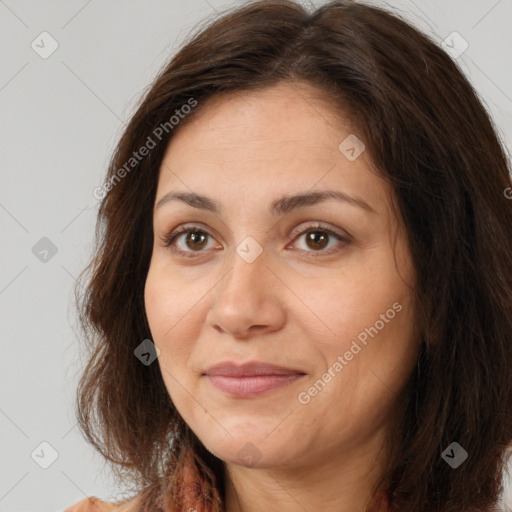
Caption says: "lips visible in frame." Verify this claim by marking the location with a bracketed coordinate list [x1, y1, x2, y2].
[203, 361, 306, 397]
[203, 361, 305, 377]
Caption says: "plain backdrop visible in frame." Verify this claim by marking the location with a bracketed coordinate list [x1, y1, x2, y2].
[0, 1, 511, 511]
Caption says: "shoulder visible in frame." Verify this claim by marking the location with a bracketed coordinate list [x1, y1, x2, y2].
[62, 495, 140, 512]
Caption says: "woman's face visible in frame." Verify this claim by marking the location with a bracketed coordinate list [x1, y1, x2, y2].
[144, 81, 420, 470]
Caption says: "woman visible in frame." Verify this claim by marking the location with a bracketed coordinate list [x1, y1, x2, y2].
[64, 1, 512, 511]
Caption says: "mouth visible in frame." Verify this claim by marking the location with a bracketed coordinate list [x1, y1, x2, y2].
[204, 374, 305, 397]
[203, 361, 306, 397]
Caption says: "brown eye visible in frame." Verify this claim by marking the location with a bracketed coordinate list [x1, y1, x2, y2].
[161, 226, 218, 258]
[289, 223, 350, 256]
[304, 230, 330, 251]
[161, 222, 350, 259]
[183, 230, 209, 251]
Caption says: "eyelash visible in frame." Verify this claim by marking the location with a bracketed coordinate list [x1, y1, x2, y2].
[158, 222, 351, 259]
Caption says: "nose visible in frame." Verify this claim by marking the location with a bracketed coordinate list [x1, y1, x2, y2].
[205, 246, 286, 339]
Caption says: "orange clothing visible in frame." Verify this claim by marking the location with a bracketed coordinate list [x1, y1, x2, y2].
[62, 495, 140, 512]
[63, 490, 391, 511]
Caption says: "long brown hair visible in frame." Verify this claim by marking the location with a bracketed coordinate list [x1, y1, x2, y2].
[74, 1, 512, 510]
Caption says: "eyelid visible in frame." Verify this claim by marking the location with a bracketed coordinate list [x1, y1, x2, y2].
[159, 222, 221, 257]
[159, 221, 351, 258]
[288, 222, 350, 243]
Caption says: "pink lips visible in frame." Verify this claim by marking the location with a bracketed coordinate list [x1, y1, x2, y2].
[203, 361, 306, 397]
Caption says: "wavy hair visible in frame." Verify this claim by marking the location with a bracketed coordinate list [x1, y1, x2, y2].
[74, 1, 512, 511]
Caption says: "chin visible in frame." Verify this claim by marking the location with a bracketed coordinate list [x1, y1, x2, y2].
[199, 430, 296, 469]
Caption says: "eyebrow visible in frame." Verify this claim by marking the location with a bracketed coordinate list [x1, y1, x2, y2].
[155, 189, 377, 216]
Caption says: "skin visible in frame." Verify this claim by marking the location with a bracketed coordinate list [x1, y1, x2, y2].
[144, 81, 421, 512]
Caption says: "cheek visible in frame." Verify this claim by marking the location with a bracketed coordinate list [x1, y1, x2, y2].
[144, 263, 192, 366]
[144, 266, 197, 411]
[295, 265, 409, 351]
[144, 260, 194, 337]
[296, 245, 417, 396]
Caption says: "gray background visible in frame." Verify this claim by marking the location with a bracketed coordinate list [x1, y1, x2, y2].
[0, 1, 511, 511]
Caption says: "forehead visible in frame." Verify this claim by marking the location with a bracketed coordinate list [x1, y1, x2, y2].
[168, 82, 352, 154]
[156, 82, 393, 216]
